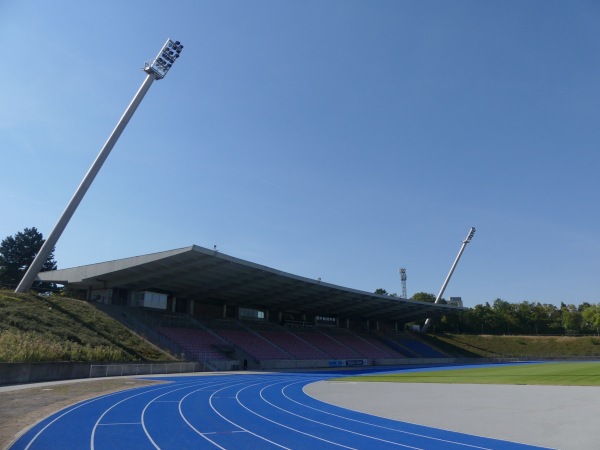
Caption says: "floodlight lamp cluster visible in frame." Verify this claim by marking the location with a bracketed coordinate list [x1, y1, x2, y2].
[144, 39, 184, 80]
[464, 227, 476, 243]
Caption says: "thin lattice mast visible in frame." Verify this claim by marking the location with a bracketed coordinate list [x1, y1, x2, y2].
[399, 268, 407, 299]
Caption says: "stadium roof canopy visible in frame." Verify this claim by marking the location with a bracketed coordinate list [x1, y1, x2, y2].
[37, 245, 463, 323]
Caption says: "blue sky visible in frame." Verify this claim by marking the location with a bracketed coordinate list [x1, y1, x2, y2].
[2, 1, 599, 307]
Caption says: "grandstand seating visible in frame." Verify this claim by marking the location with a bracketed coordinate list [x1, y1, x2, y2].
[215, 329, 293, 360]
[257, 330, 329, 359]
[389, 334, 447, 358]
[158, 315, 445, 363]
[289, 328, 362, 359]
[331, 332, 406, 358]
[158, 327, 230, 361]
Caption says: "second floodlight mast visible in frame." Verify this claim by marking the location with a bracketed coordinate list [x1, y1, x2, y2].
[15, 39, 183, 294]
[420, 226, 476, 333]
[399, 268, 407, 299]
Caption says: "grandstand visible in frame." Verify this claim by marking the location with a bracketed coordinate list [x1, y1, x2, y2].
[37, 245, 457, 370]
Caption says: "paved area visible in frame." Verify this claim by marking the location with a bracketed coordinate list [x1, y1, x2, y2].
[305, 381, 600, 450]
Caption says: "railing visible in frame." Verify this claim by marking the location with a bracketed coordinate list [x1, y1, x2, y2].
[89, 361, 200, 378]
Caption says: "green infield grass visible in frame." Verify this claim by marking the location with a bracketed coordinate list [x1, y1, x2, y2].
[338, 362, 600, 386]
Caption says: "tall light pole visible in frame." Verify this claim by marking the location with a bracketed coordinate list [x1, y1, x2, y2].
[399, 268, 407, 299]
[15, 39, 184, 293]
[421, 226, 475, 333]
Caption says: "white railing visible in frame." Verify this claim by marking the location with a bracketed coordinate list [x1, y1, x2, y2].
[89, 361, 200, 378]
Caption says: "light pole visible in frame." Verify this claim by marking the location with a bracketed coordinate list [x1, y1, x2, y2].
[421, 227, 476, 333]
[15, 39, 183, 293]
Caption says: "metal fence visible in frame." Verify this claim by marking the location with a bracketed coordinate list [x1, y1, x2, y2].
[89, 361, 201, 378]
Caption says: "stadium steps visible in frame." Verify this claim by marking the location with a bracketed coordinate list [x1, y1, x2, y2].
[90, 303, 197, 362]
[258, 330, 330, 359]
[315, 328, 401, 359]
[295, 327, 362, 359]
[384, 332, 448, 358]
[342, 330, 406, 358]
[212, 320, 295, 361]
[158, 328, 233, 362]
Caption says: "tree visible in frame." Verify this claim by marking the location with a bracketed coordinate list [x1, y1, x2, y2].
[472, 302, 501, 333]
[411, 292, 436, 303]
[560, 303, 582, 334]
[373, 288, 398, 297]
[582, 304, 600, 334]
[0, 227, 57, 291]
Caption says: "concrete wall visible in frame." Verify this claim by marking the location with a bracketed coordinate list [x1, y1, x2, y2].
[0, 361, 201, 386]
[0, 362, 92, 385]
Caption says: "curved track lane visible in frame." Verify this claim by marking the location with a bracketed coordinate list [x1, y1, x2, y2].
[10, 372, 551, 450]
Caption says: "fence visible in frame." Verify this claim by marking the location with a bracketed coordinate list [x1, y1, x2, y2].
[89, 362, 200, 378]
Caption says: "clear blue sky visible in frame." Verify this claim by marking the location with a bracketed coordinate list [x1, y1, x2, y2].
[2, 1, 599, 307]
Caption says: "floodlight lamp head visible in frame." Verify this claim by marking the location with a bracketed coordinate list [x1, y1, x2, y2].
[464, 227, 476, 243]
[144, 38, 184, 80]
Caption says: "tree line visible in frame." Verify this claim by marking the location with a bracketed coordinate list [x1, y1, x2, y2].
[375, 289, 600, 335]
[414, 292, 600, 335]
[438, 298, 600, 335]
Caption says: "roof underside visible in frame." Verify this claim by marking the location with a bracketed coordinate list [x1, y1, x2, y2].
[38, 245, 462, 323]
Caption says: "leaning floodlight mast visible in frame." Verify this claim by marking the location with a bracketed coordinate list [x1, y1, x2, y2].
[15, 39, 183, 293]
[420, 226, 476, 333]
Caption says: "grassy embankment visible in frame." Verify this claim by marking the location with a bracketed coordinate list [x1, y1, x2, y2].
[0, 289, 174, 363]
[421, 333, 600, 358]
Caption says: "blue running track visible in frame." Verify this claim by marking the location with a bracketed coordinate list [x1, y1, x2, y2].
[10, 370, 551, 450]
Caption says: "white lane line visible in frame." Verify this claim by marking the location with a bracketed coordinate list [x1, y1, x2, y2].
[283, 378, 494, 450]
[141, 378, 238, 450]
[204, 379, 291, 449]
[255, 378, 418, 449]
[24, 381, 189, 450]
[23, 388, 143, 450]
[202, 431, 248, 435]
[177, 376, 280, 443]
[176, 377, 277, 449]
[232, 378, 357, 449]
[97, 422, 142, 426]
[91, 379, 207, 450]
[176, 374, 273, 436]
